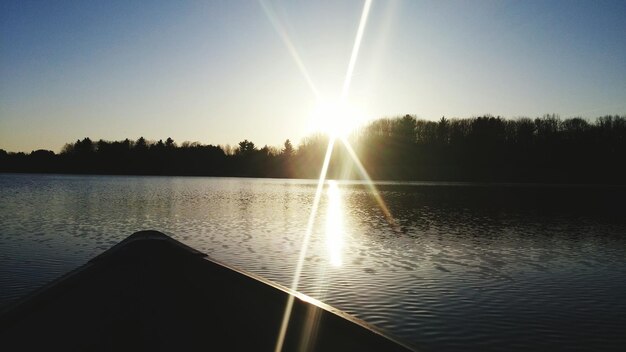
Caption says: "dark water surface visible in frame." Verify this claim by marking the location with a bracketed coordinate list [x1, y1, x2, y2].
[1, 174, 625, 351]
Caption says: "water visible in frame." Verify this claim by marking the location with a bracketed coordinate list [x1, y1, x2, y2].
[1, 173, 625, 351]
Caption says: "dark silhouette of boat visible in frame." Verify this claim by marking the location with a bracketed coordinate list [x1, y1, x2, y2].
[0, 231, 415, 351]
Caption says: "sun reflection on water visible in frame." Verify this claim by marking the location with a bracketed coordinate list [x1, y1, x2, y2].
[325, 181, 344, 267]
[267, 1, 375, 350]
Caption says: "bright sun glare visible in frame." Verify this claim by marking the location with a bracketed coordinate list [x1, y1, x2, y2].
[272, 1, 381, 351]
[308, 99, 367, 138]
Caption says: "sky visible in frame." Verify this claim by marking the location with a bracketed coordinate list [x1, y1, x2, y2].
[1, 0, 625, 153]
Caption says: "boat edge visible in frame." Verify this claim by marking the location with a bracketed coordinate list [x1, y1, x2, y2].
[0, 230, 418, 351]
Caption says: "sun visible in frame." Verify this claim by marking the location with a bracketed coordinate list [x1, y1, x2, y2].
[307, 99, 367, 138]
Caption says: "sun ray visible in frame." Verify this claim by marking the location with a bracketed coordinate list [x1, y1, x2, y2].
[341, 0, 372, 100]
[273, 1, 381, 350]
[274, 138, 335, 352]
[336, 0, 396, 230]
[340, 137, 397, 229]
[259, 0, 320, 98]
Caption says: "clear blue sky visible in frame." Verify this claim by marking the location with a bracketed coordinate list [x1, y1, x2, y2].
[1, 0, 625, 152]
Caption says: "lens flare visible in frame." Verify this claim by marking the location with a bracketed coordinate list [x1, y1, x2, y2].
[274, 139, 335, 352]
[342, 0, 373, 100]
[340, 137, 397, 229]
[259, 0, 320, 98]
[268, 1, 388, 350]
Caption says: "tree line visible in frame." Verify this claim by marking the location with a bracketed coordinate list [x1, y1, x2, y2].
[351, 114, 625, 183]
[1, 114, 624, 183]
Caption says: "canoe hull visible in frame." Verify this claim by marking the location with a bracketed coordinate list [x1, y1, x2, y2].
[0, 231, 414, 351]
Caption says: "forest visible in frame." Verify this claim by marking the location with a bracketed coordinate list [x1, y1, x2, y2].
[1, 114, 625, 184]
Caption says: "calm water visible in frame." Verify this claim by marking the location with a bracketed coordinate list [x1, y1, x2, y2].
[1, 173, 625, 351]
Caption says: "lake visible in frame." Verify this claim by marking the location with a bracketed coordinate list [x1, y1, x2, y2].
[1, 173, 625, 351]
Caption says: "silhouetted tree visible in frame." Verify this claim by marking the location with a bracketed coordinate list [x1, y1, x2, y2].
[236, 140, 256, 155]
[73, 138, 95, 154]
[282, 139, 294, 157]
[1, 114, 624, 183]
[135, 137, 148, 151]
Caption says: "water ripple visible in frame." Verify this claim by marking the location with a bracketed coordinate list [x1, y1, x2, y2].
[1, 174, 625, 350]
